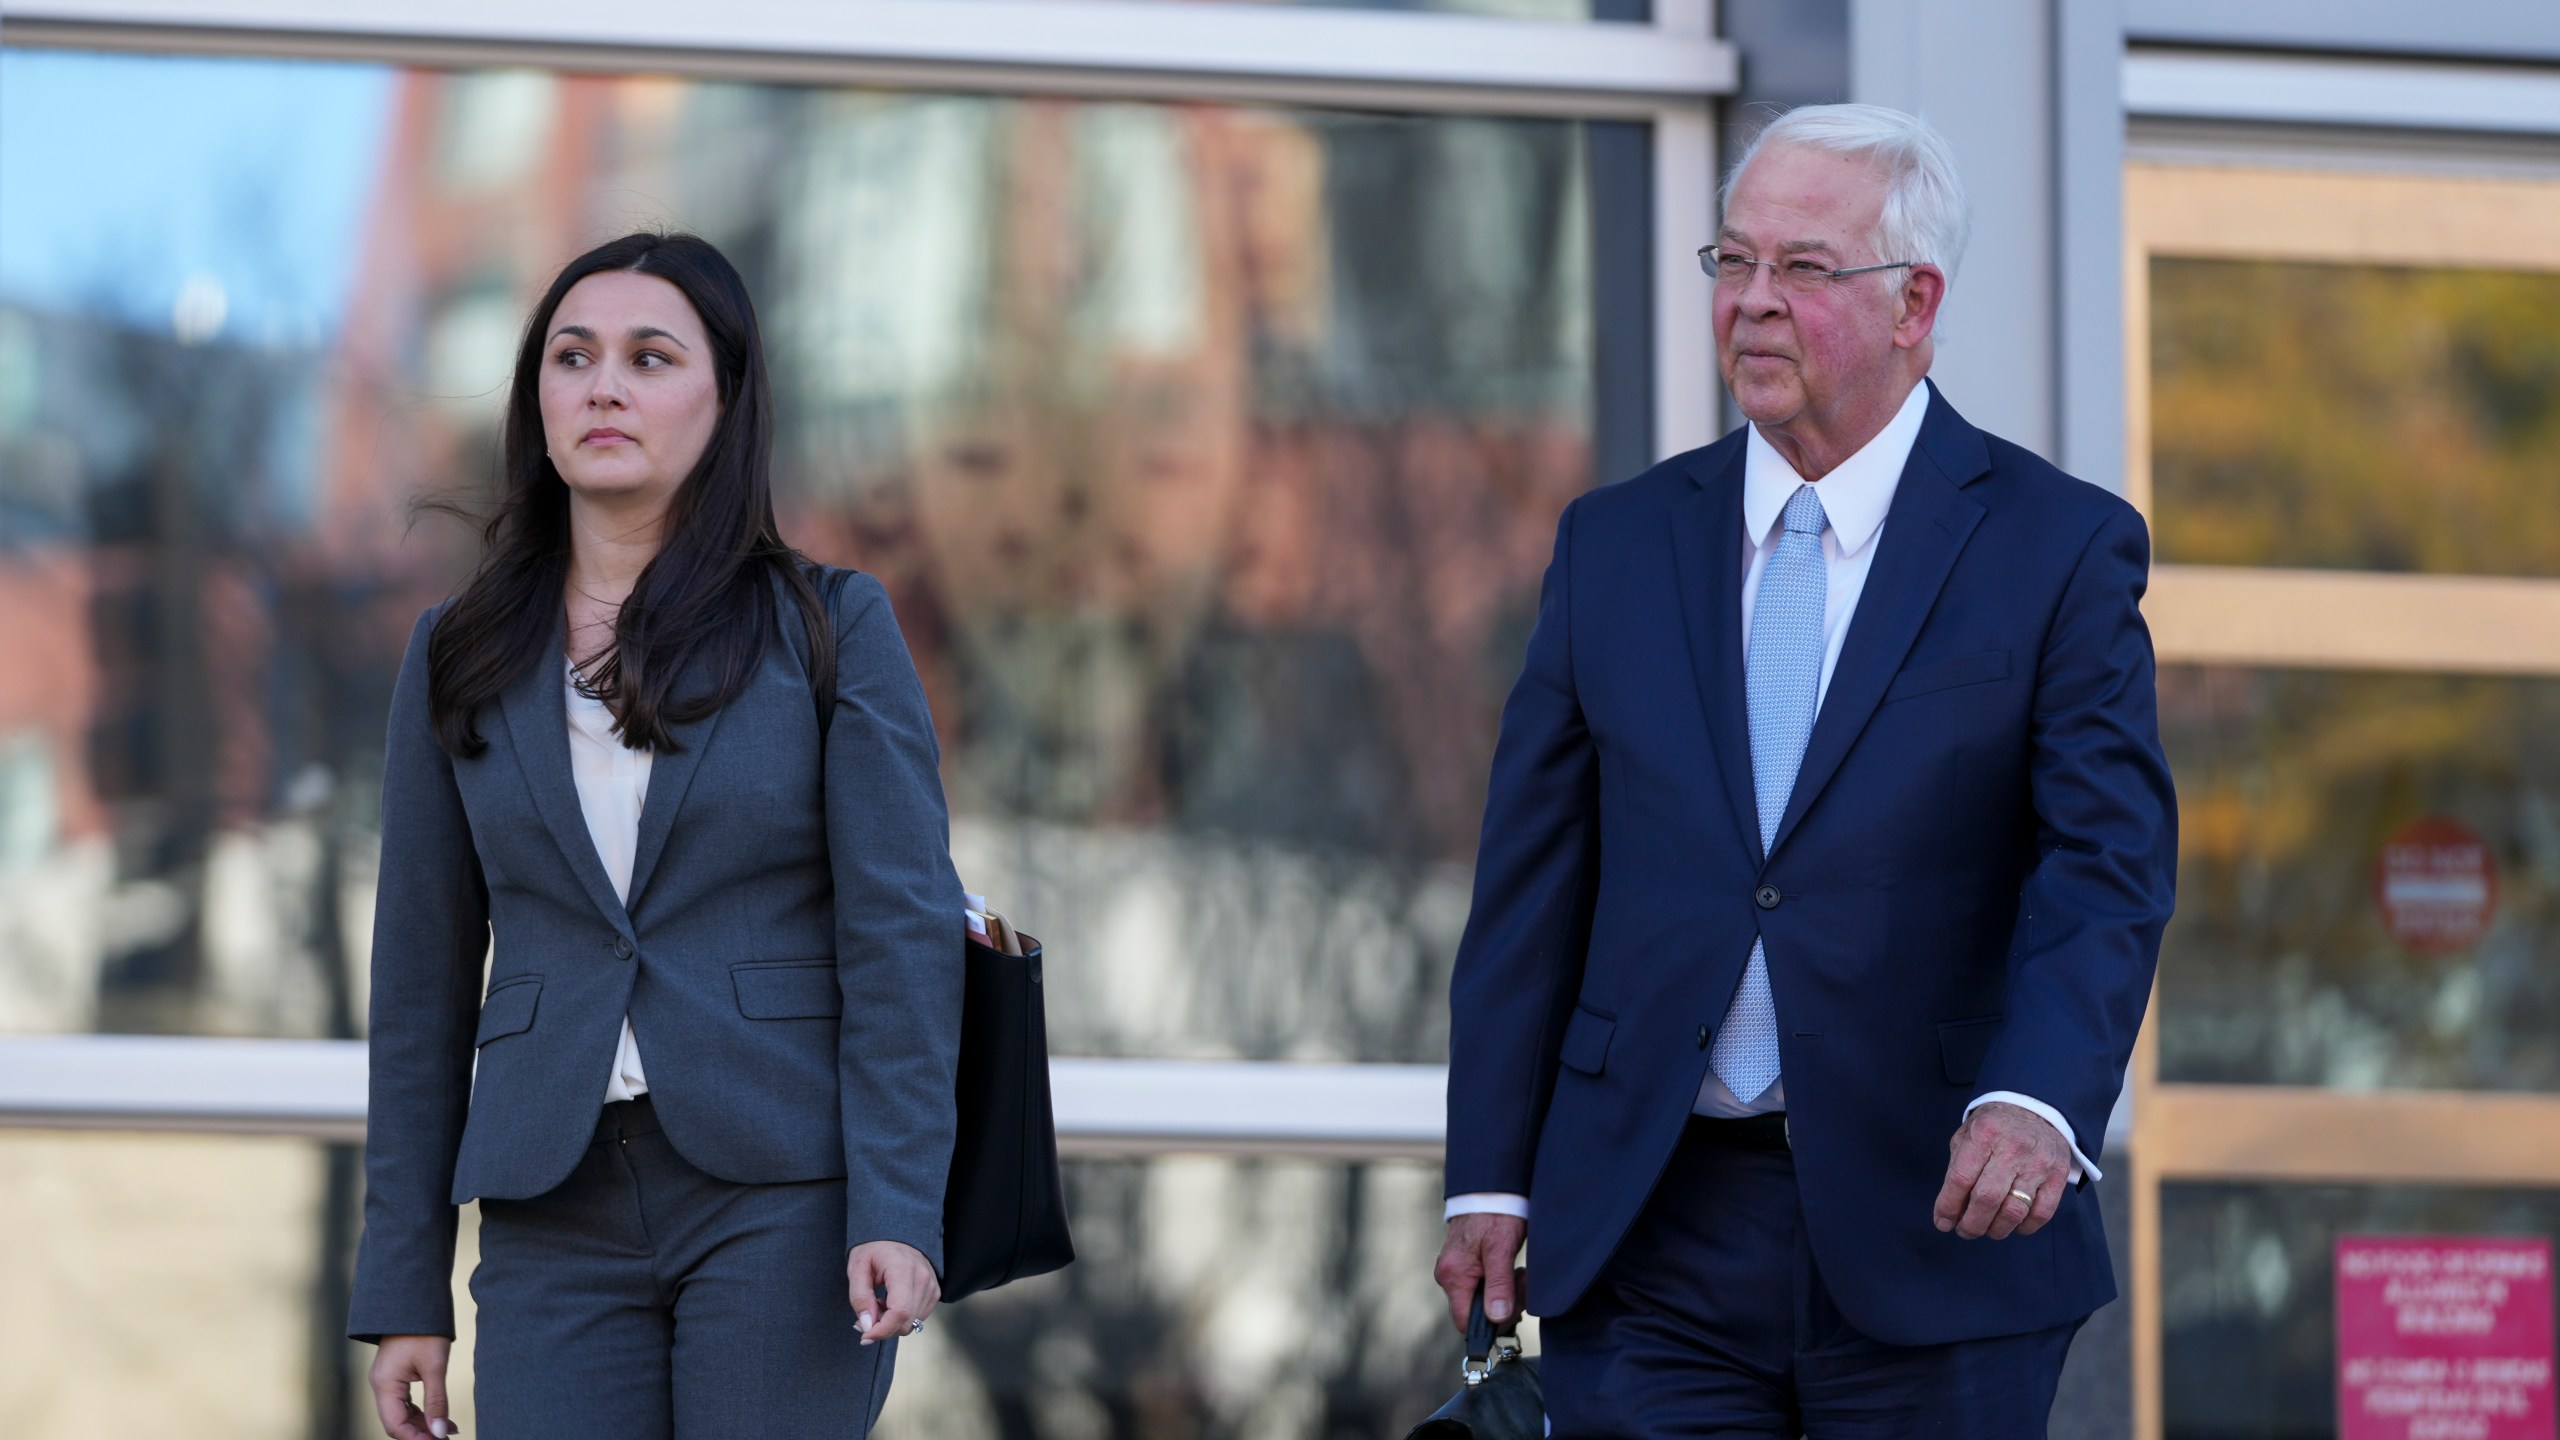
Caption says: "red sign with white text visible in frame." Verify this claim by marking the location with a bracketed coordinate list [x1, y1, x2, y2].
[2376, 816, 2499, 956]
[2339, 1236, 2555, 1440]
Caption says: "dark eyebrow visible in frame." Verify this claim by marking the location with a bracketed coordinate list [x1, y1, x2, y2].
[545, 324, 691, 351]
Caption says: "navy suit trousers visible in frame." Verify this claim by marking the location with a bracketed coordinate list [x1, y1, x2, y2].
[469, 1097, 895, 1439]
[1542, 1117, 2080, 1438]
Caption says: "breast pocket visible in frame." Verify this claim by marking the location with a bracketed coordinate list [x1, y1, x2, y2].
[1883, 649, 2011, 705]
[475, 977, 542, 1047]
[731, 960, 842, 1020]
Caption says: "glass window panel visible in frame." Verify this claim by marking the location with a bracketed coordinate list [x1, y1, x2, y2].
[0, 1130, 380, 1440]
[2147, 256, 2560, 578]
[2155, 665, 2560, 1091]
[0, 1137, 1463, 1440]
[0, 48, 1597, 1053]
[2161, 1179, 2560, 1440]
[877, 1156, 1471, 1440]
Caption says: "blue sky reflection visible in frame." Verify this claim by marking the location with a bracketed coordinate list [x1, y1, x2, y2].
[0, 48, 395, 347]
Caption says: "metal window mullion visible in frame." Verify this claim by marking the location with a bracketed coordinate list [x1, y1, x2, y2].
[1652, 100, 1717, 458]
[3, 0, 1737, 118]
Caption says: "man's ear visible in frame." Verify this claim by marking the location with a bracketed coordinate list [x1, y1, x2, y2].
[1895, 265, 1948, 350]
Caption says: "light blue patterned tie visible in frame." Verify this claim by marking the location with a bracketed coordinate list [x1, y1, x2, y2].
[1712, 483, 1828, 1104]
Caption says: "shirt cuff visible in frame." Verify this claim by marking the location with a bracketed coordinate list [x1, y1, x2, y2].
[1445, 1192, 1531, 1221]
[1967, 1092, 2100, 1184]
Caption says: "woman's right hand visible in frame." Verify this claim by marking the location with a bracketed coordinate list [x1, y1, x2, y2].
[369, 1335, 457, 1439]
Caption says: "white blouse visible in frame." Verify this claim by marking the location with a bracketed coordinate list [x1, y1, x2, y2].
[564, 662, 652, 1102]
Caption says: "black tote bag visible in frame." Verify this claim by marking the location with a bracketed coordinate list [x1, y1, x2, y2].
[940, 928, 1075, 1300]
[804, 568, 1072, 1300]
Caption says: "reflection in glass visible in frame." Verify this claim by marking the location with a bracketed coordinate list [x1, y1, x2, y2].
[2155, 665, 2560, 1091]
[0, 49, 1595, 1054]
[2161, 1180, 2560, 1440]
[2148, 256, 2560, 577]
[879, 1156, 1469, 1440]
[0, 1139, 1461, 1440]
[0, 1131, 377, 1440]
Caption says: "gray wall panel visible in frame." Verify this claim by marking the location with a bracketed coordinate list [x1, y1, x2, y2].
[1852, 0, 2058, 460]
[2057, 0, 2126, 493]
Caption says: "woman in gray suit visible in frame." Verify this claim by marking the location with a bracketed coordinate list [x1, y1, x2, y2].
[349, 232, 963, 1440]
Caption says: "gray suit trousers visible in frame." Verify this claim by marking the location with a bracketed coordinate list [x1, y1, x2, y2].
[470, 1097, 896, 1439]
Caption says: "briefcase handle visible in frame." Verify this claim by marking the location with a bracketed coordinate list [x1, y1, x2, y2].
[1461, 1285, 1524, 1386]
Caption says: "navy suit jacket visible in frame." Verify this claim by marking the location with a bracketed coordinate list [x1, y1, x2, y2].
[1443, 386, 2176, 1347]
[347, 569, 965, 1343]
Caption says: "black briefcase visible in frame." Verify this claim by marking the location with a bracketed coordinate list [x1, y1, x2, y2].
[939, 929, 1075, 1301]
[1404, 1286, 1542, 1440]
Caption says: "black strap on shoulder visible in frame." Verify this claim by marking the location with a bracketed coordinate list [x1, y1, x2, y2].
[807, 564, 853, 743]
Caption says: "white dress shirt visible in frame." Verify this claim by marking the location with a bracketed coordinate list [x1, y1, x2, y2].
[565, 661, 653, 1103]
[1447, 384, 2095, 1224]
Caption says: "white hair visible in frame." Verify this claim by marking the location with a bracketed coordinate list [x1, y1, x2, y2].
[1721, 103, 1972, 280]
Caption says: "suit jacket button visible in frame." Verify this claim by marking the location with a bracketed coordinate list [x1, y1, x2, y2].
[1697, 1024, 1711, 1049]
[611, 936, 633, 960]
[1755, 885, 1782, 910]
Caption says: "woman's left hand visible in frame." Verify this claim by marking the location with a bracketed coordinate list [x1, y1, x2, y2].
[848, 1240, 941, 1345]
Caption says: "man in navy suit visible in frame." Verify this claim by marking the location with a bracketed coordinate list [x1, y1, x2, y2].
[1433, 104, 2175, 1435]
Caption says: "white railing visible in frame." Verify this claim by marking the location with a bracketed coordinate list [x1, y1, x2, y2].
[0, 1033, 2131, 1155]
[0, 1035, 1450, 1157]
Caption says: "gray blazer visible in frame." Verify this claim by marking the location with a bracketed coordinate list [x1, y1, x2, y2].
[347, 569, 965, 1342]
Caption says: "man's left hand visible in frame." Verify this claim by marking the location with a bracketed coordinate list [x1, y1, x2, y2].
[1933, 1100, 2072, 1240]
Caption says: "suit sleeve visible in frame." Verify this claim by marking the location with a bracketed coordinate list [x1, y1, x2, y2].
[823, 573, 967, 1267]
[1444, 498, 1602, 1200]
[347, 609, 490, 1343]
[1973, 505, 2178, 1156]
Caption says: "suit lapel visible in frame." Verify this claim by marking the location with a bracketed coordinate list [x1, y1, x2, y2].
[1766, 389, 1991, 860]
[1668, 441, 1765, 863]
[495, 642, 635, 938]
[623, 657, 728, 909]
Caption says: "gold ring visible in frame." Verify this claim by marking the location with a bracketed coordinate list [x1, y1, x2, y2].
[2009, 1188, 2035, 1205]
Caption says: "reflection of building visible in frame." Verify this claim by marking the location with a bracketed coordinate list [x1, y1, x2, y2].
[3, 4, 2558, 1439]
[2, 27, 1615, 1440]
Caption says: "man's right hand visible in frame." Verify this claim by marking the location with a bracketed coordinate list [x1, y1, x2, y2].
[369, 1335, 456, 1439]
[1433, 1212, 1529, 1334]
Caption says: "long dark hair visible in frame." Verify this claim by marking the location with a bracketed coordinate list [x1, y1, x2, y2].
[426, 232, 831, 756]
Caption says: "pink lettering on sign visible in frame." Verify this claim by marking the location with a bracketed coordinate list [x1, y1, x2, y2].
[2338, 1236, 2555, 1440]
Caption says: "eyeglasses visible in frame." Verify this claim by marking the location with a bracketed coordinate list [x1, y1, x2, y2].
[1697, 245, 1915, 293]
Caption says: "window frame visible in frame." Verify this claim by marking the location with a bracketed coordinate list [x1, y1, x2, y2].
[0, 0, 1729, 1158]
[2125, 157, 2560, 1440]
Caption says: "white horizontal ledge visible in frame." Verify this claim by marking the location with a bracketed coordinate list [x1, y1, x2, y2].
[2125, 48, 2560, 137]
[0, 1035, 1449, 1157]
[0, 0, 1736, 109]
[0, 1034, 373, 1140]
[1049, 1057, 1446, 1158]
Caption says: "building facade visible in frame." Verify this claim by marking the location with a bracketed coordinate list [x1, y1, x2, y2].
[0, 2, 2553, 1436]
